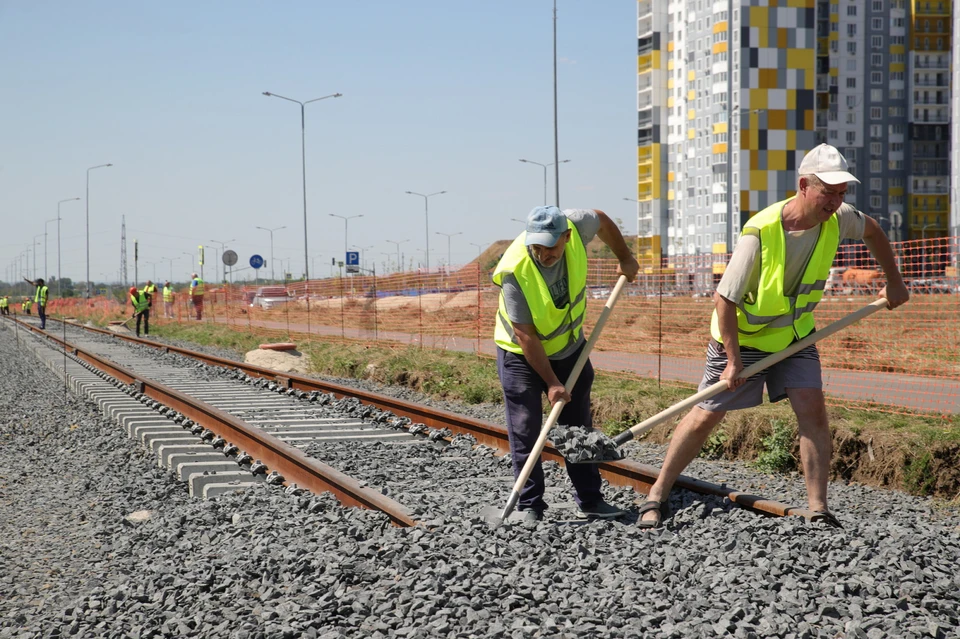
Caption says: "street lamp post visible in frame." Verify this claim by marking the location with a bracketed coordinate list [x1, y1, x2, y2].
[57, 198, 81, 298]
[32, 235, 43, 281]
[255, 225, 285, 282]
[44, 218, 57, 283]
[164, 257, 179, 282]
[404, 190, 446, 270]
[519, 159, 571, 205]
[181, 252, 195, 275]
[263, 89, 343, 336]
[209, 238, 236, 284]
[329, 214, 363, 261]
[435, 231, 462, 268]
[85, 163, 113, 298]
[386, 239, 409, 273]
[469, 242, 485, 263]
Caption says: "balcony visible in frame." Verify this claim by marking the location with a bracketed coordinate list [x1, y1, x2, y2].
[913, 57, 949, 69]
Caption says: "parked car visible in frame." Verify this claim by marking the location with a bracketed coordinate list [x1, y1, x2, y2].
[907, 279, 954, 295]
[251, 286, 291, 309]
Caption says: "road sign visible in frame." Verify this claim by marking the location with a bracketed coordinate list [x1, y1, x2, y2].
[346, 251, 360, 274]
[249, 254, 265, 269]
[222, 250, 238, 266]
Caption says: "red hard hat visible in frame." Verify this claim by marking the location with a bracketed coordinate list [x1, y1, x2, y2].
[129, 286, 138, 294]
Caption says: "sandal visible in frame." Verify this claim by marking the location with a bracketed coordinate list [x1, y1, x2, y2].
[811, 510, 843, 529]
[637, 500, 668, 529]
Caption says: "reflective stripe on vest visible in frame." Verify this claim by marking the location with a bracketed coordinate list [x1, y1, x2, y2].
[191, 278, 204, 296]
[710, 197, 839, 352]
[491, 219, 588, 356]
[131, 294, 150, 313]
[35, 286, 48, 306]
[162, 286, 173, 302]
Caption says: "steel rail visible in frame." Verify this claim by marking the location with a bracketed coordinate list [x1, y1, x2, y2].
[17, 318, 821, 523]
[11, 318, 417, 527]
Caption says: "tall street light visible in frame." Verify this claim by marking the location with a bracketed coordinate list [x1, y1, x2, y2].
[352, 244, 374, 271]
[405, 190, 446, 270]
[163, 257, 179, 282]
[518, 159, 571, 205]
[44, 218, 58, 282]
[386, 239, 409, 273]
[469, 242, 484, 261]
[263, 89, 342, 336]
[85, 163, 113, 298]
[435, 231, 462, 268]
[209, 238, 235, 284]
[33, 235, 43, 281]
[329, 214, 363, 260]
[256, 225, 285, 282]
[57, 198, 81, 298]
[181, 251, 195, 275]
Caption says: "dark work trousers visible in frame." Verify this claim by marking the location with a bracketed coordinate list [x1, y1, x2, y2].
[37, 305, 46, 329]
[497, 344, 603, 513]
[136, 309, 150, 337]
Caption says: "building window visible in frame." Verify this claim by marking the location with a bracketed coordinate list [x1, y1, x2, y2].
[871, 35, 883, 49]
[846, 112, 856, 124]
[847, 24, 857, 37]
[846, 5, 856, 15]
[890, 71, 904, 81]
[871, 0, 883, 9]
[846, 131, 856, 144]
[870, 178, 882, 192]
[871, 71, 883, 84]
[870, 142, 882, 156]
[871, 17, 883, 30]
[870, 124, 883, 138]
[846, 78, 857, 88]
[871, 53, 882, 67]
[870, 195, 882, 209]
[870, 107, 882, 119]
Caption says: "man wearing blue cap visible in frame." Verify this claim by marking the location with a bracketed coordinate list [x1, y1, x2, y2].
[492, 206, 639, 521]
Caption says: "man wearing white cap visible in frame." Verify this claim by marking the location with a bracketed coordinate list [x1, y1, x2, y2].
[492, 205, 639, 521]
[637, 144, 909, 529]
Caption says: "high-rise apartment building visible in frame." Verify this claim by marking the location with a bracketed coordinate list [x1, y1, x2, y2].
[635, 0, 953, 269]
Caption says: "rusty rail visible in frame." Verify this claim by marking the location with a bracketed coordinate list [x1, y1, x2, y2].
[14, 317, 821, 523]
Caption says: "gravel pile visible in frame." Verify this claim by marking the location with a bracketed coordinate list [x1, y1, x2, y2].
[4, 323, 960, 638]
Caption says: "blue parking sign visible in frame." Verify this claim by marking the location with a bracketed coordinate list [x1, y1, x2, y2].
[346, 251, 359, 266]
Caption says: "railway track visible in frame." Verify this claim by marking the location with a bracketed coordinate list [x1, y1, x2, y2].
[7, 316, 821, 526]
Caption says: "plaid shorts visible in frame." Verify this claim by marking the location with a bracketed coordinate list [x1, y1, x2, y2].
[696, 338, 822, 412]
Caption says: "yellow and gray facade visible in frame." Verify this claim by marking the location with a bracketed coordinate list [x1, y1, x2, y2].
[636, 0, 954, 265]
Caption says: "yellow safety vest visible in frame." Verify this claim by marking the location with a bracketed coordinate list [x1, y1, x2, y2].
[710, 197, 840, 352]
[130, 293, 150, 314]
[162, 286, 173, 302]
[35, 286, 48, 306]
[143, 283, 157, 297]
[0, 298, 7, 308]
[491, 219, 588, 356]
[191, 278, 204, 296]
[23, 299, 31, 310]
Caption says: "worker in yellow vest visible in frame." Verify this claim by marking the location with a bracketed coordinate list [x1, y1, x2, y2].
[22, 297, 32, 315]
[24, 278, 49, 329]
[0, 296, 8, 316]
[142, 280, 158, 310]
[129, 286, 150, 337]
[162, 280, 174, 318]
[636, 144, 910, 530]
[492, 205, 639, 522]
[189, 273, 204, 320]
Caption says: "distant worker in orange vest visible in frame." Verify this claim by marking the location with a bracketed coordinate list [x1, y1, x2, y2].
[189, 273, 204, 320]
[162, 280, 174, 318]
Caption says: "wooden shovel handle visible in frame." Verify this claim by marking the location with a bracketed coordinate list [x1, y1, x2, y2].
[615, 298, 890, 444]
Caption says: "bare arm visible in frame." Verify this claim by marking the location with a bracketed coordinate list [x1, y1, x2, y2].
[862, 215, 909, 309]
[714, 292, 746, 390]
[594, 209, 640, 282]
[513, 322, 571, 405]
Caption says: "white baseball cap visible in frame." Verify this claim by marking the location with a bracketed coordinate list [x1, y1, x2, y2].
[798, 144, 860, 185]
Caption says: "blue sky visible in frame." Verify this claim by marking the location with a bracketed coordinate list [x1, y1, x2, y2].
[1, 1, 638, 284]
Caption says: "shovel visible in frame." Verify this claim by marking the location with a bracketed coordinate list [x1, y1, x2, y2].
[483, 274, 629, 525]
[561, 297, 891, 463]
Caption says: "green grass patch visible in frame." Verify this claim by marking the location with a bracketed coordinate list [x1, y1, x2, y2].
[753, 419, 797, 474]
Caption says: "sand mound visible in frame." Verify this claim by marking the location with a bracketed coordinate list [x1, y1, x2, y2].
[244, 348, 312, 375]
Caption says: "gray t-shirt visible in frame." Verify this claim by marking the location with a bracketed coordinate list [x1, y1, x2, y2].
[716, 201, 867, 304]
[501, 209, 601, 359]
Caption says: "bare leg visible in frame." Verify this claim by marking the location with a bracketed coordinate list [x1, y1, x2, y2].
[640, 406, 727, 525]
[786, 387, 831, 513]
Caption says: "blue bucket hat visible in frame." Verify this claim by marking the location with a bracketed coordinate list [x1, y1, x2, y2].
[524, 206, 568, 247]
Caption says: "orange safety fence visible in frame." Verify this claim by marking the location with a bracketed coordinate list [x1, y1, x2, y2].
[41, 236, 960, 416]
